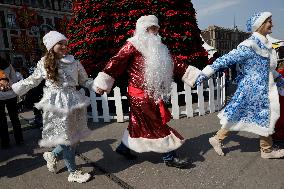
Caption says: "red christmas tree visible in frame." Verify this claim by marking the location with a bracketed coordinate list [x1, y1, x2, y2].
[68, 0, 208, 76]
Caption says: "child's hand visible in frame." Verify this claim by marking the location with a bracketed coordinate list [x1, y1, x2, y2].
[0, 80, 11, 91]
[96, 87, 105, 95]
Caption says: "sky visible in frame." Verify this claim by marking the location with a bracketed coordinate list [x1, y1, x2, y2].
[191, 0, 284, 39]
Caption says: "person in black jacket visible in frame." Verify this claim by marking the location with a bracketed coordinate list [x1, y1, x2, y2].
[0, 56, 24, 149]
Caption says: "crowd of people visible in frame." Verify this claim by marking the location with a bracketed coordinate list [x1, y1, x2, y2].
[0, 11, 284, 183]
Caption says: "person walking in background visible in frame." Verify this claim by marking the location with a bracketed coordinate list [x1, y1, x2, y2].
[0, 56, 24, 149]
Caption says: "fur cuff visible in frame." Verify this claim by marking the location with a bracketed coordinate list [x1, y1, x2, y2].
[11, 81, 26, 96]
[94, 72, 115, 93]
[182, 65, 201, 87]
[202, 65, 215, 77]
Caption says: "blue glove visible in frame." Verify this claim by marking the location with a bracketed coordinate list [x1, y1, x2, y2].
[195, 74, 208, 86]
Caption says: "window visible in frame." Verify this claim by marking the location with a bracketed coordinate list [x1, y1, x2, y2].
[4, 0, 15, 4]
[30, 0, 38, 7]
[45, 18, 53, 27]
[3, 30, 9, 48]
[38, 0, 44, 8]
[0, 11, 6, 28]
[12, 56, 24, 70]
[22, 0, 30, 5]
[14, 0, 21, 5]
[7, 14, 18, 28]
[45, 0, 52, 9]
[61, 0, 72, 11]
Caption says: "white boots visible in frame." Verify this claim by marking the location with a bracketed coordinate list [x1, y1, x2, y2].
[261, 149, 284, 159]
[209, 136, 284, 159]
[43, 152, 91, 183]
[43, 152, 58, 173]
[209, 137, 224, 156]
[68, 170, 91, 183]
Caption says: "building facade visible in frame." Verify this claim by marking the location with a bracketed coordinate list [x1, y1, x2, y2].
[0, 0, 71, 71]
[201, 25, 251, 55]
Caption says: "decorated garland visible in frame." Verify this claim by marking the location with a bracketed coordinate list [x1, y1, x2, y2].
[14, 5, 38, 29]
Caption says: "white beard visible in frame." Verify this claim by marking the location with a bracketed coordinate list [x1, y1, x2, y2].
[131, 32, 174, 102]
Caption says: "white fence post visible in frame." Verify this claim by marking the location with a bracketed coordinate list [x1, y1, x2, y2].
[101, 93, 111, 122]
[222, 73, 226, 106]
[184, 83, 193, 117]
[208, 78, 215, 113]
[90, 91, 99, 122]
[171, 82, 179, 119]
[197, 84, 205, 115]
[113, 87, 124, 122]
[216, 74, 221, 111]
[89, 74, 226, 122]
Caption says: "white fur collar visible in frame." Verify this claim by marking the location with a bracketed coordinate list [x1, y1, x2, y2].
[252, 32, 272, 49]
[60, 55, 75, 63]
[239, 40, 269, 57]
[239, 33, 274, 58]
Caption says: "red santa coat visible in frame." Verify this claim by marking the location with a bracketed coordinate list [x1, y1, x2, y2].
[94, 41, 200, 153]
[273, 69, 284, 140]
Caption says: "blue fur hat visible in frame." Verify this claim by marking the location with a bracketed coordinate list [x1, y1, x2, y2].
[246, 12, 272, 32]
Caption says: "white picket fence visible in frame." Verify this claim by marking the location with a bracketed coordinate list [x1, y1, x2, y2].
[90, 73, 226, 122]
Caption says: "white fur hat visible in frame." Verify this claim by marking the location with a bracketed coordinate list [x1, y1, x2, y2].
[43, 31, 68, 51]
[136, 15, 160, 32]
[246, 12, 272, 32]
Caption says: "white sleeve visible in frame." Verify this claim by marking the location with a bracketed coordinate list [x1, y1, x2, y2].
[77, 61, 94, 89]
[12, 60, 44, 96]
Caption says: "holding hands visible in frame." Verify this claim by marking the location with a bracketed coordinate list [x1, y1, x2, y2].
[0, 80, 11, 92]
[195, 73, 208, 86]
[0, 70, 11, 91]
[96, 87, 106, 95]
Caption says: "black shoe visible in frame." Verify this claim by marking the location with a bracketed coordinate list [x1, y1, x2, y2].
[115, 148, 137, 160]
[164, 158, 189, 168]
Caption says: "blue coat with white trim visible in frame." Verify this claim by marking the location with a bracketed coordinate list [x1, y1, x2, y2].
[202, 32, 279, 137]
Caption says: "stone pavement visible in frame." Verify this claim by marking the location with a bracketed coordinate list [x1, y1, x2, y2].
[1, 111, 284, 189]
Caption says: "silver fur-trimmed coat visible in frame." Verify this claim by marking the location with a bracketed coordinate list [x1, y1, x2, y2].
[12, 55, 94, 147]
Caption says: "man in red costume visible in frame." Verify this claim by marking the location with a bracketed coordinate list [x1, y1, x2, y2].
[94, 15, 201, 168]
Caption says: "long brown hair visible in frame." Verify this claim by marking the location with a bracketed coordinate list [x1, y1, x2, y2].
[44, 50, 58, 83]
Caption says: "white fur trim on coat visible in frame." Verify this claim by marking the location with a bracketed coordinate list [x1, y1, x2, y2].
[239, 40, 270, 58]
[239, 33, 273, 58]
[121, 129, 184, 153]
[94, 72, 115, 93]
[218, 65, 279, 137]
[38, 129, 91, 148]
[182, 65, 201, 87]
[34, 99, 90, 115]
[202, 65, 215, 77]
[11, 81, 27, 96]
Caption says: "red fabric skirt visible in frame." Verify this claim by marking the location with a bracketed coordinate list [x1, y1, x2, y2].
[127, 86, 183, 140]
[273, 95, 284, 141]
